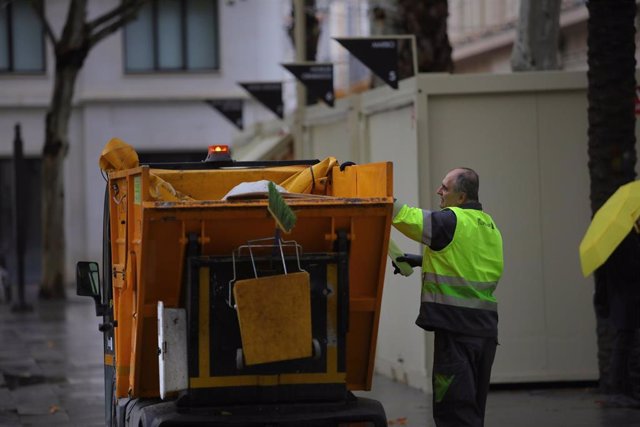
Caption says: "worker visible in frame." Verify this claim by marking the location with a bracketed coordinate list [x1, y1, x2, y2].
[391, 167, 504, 427]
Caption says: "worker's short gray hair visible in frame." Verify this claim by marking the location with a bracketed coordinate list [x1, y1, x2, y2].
[454, 168, 479, 201]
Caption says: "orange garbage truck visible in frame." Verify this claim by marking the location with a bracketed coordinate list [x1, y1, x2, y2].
[77, 139, 393, 426]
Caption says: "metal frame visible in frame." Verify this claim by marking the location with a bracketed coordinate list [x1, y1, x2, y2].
[141, 158, 319, 170]
[227, 237, 306, 309]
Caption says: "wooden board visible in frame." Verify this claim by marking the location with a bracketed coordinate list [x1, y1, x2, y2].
[233, 271, 312, 365]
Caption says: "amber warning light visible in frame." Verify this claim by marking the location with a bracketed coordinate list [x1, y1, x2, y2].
[209, 145, 228, 153]
[205, 144, 232, 162]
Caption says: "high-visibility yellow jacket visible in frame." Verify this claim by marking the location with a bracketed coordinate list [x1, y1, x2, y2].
[393, 204, 504, 337]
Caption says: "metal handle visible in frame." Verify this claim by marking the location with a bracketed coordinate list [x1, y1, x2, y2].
[227, 237, 306, 309]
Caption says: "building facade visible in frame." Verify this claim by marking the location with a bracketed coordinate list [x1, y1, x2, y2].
[1, 0, 638, 298]
[451, 0, 640, 73]
[0, 0, 294, 285]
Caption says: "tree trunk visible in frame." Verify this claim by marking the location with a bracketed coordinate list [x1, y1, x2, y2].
[511, 0, 561, 71]
[399, 0, 452, 73]
[288, 0, 320, 105]
[39, 28, 89, 299]
[288, 0, 320, 62]
[587, 3, 637, 210]
[40, 61, 82, 299]
[372, 0, 452, 75]
[35, 0, 144, 299]
[586, 0, 637, 392]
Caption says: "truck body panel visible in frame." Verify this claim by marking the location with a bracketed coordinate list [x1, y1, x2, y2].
[83, 145, 392, 425]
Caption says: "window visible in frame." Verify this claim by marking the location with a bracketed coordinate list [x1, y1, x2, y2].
[0, 0, 45, 73]
[124, 0, 219, 72]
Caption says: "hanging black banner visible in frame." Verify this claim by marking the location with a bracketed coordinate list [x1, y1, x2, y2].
[205, 99, 244, 130]
[239, 82, 284, 119]
[335, 37, 414, 89]
[281, 63, 335, 107]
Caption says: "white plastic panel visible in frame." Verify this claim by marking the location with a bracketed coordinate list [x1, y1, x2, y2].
[158, 301, 188, 399]
[368, 104, 429, 392]
[308, 121, 352, 162]
[537, 91, 597, 380]
[423, 82, 598, 382]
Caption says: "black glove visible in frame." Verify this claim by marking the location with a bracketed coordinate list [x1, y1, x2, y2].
[392, 260, 402, 275]
[397, 254, 423, 268]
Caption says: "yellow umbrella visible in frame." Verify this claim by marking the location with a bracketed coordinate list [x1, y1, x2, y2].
[579, 180, 640, 277]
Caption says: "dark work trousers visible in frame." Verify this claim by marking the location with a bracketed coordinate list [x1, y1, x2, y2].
[432, 331, 497, 427]
[609, 328, 637, 395]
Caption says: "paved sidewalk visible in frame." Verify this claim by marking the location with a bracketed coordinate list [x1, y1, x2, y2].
[1, 287, 640, 427]
[0, 291, 104, 426]
[359, 376, 640, 427]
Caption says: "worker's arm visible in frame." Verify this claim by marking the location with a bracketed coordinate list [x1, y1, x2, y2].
[392, 201, 457, 251]
[392, 200, 433, 245]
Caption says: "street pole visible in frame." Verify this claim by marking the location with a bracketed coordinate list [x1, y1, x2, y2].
[12, 123, 32, 312]
[293, 0, 306, 159]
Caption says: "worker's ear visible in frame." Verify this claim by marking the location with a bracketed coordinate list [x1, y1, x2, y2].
[457, 192, 467, 205]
